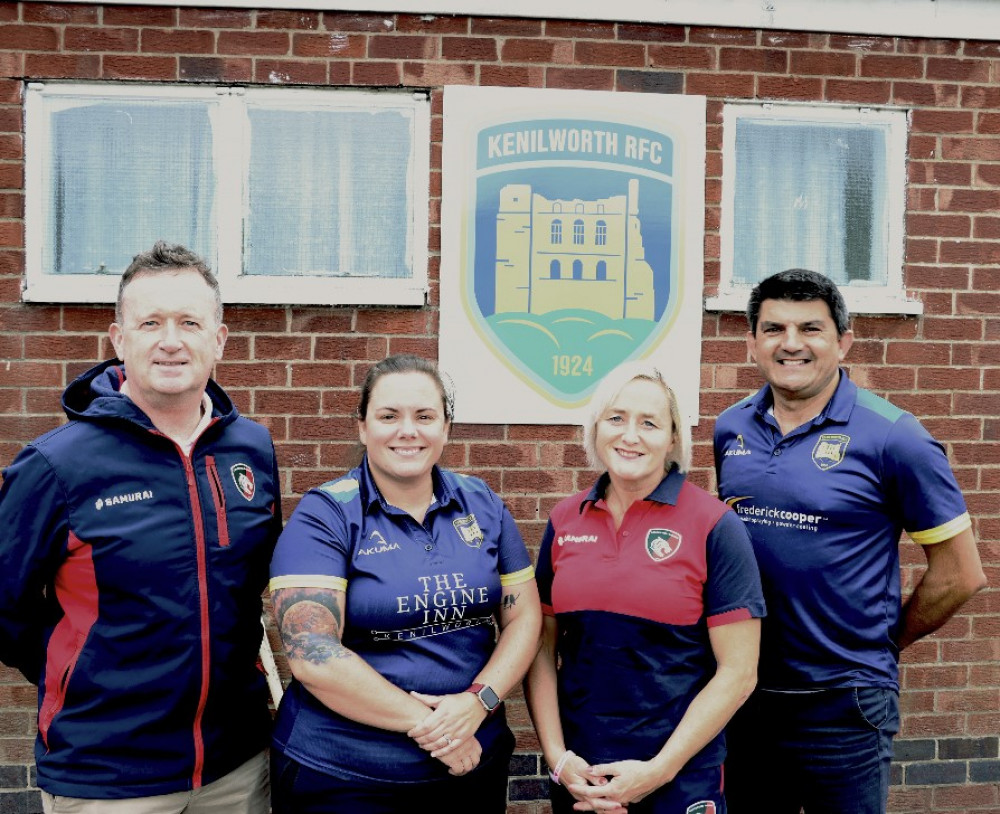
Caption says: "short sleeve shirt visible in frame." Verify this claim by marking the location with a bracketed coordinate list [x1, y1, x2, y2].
[535, 467, 764, 769]
[714, 371, 971, 690]
[269, 459, 534, 782]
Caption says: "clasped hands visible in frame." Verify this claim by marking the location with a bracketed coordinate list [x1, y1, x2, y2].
[558, 753, 662, 812]
[407, 690, 488, 776]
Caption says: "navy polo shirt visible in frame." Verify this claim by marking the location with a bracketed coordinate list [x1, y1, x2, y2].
[714, 371, 971, 691]
[536, 467, 764, 770]
[269, 459, 533, 783]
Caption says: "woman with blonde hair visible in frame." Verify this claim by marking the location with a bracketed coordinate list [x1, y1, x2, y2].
[526, 360, 764, 813]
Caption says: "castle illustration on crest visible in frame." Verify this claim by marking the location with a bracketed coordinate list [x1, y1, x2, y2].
[493, 178, 655, 321]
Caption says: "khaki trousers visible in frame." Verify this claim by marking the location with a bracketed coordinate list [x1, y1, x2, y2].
[41, 750, 268, 814]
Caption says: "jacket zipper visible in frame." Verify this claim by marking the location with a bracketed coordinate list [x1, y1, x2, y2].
[206, 456, 231, 548]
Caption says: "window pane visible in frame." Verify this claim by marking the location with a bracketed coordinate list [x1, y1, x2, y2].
[244, 107, 413, 278]
[44, 100, 215, 275]
[733, 119, 888, 286]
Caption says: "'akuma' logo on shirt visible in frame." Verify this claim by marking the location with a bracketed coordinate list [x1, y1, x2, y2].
[358, 529, 401, 556]
[646, 528, 681, 562]
[557, 534, 598, 546]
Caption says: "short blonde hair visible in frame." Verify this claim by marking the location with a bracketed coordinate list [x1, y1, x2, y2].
[582, 360, 692, 474]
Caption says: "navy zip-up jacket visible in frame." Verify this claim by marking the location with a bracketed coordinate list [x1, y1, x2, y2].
[0, 359, 282, 799]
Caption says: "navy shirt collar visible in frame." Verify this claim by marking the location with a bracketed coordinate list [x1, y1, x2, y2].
[357, 454, 460, 516]
[579, 464, 687, 513]
[748, 368, 857, 429]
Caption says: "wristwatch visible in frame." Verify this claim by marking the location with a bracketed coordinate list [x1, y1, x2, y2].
[466, 683, 501, 713]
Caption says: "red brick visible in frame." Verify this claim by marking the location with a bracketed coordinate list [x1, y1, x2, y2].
[441, 36, 497, 62]
[23, 4, 99, 24]
[403, 61, 474, 87]
[396, 14, 467, 34]
[907, 213, 970, 238]
[256, 390, 320, 415]
[314, 335, 388, 362]
[103, 55, 177, 81]
[64, 26, 139, 52]
[719, 46, 787, 73]
[761, 30, 816, 48]
[293, 32, 365, 59]
[757, 75, 823, 100]
[479, 65, 544, 88]
[367, 34, 436, 60]
[545, 20, 615, 40]
[0, 24, 59, 51]
[254, 59, 328, 85]
[322, 13, 394, 33]
[218, 31, 290, 56]
[908, 160, 971, 186]
[831, 34, 895, 52]
[25, 52, 101, 78]
[471, 18, 542, 37]
[912, 109, 975, 134]
[179, 56, 252, 83]
[963, 85, 1000, 109]
[688, 72, 754, 98]
[178, 8, 253, 29]
[141, 29, 215, 55]
[103, 6, 175, 27]
[860, 54, 923, 78]
[791, 51, 856, 76]
[352, 62, 401, 85]
[573, 41, 643, 68]
[927, 57, 991, 82]
[893, 81, 959, 107]
[688, 26, 756, 45]
[648, 44, 714, 70]
[257, 10, 320, 30]
[501, 38, 571, 64]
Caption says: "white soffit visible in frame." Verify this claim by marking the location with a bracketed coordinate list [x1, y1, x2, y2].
[72, 0, 1000, 43]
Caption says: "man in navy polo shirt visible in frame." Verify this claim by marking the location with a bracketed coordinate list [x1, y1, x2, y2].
[714, 269, 986, 813]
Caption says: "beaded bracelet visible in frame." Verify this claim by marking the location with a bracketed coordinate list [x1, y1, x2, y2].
[549, 750, 575, 785]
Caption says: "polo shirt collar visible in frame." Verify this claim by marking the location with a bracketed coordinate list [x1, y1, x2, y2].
[579, 464, 686, 513]
[357, 454, 459, 515]
[749, 368, 857, 428]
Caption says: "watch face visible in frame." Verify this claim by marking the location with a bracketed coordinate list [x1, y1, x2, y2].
[479, 685, 501, 710]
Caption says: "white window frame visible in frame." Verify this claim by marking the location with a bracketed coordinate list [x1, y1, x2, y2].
[707, 100, 921, 316]
[24, 82, 430, 307]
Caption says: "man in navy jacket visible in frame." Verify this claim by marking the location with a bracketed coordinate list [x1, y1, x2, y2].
[0, 242, 281, 813]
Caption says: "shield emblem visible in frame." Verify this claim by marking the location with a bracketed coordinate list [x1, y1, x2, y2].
[231, 463, 255, 502]
[812, 434, 850, 471]
[453, 514, 484, 548]
[646, 528, 682, 562]
[463, 118, 683, 406]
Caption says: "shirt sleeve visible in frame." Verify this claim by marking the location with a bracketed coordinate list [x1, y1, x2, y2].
[497, 502, 534, 586]
[535, 519, 556, 616]
[883, 414, 971, 544]
[704, 509, 766, 627]
[0, 445, 70, 684]
[268, 489, 352, 593]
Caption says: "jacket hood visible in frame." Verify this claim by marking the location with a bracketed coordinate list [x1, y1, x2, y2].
[62, 359, 238, 430]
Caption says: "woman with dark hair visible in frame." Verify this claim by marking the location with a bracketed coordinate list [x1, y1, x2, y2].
[526, 360, 764, 814]
[269, 354, 541, 813]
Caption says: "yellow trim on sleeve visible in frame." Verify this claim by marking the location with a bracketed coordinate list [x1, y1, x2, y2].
[500, 565, 535, 587]
[909, 513, 972, 545]
[268, 575, 348, 593]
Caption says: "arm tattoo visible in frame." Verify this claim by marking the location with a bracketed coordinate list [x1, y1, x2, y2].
[273, 587, 354, 665]
[502, 591, 520, 611]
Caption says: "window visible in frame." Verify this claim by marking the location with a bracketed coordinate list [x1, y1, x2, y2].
[595, 220, 607, 246]
[708, 102, 919, 315]
[551, 219, 562, 245]
[573, 219, 585, 245]
[24, 82, 430, 306]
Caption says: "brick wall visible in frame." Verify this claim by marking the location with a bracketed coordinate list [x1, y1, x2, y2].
[0, 4, 998, 812]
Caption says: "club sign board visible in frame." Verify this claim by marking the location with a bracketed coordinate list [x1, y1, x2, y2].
[440, 86, 706, 425]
